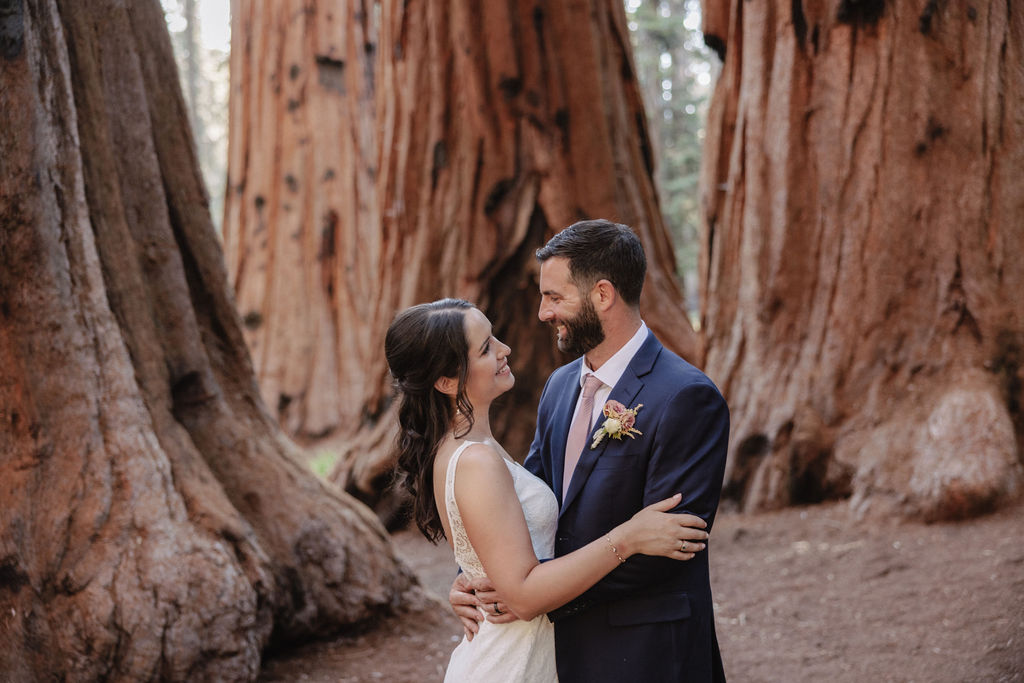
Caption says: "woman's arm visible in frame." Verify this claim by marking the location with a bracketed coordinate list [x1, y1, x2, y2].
[452, 444, 706, 621]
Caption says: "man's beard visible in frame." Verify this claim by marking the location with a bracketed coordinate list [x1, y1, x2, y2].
[556, 299, 605, 356]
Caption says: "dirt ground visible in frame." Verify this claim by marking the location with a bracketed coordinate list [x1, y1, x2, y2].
[259, 499, 1024, 682]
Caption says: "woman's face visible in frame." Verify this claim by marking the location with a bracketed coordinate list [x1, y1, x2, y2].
[461, 307, 514, 405]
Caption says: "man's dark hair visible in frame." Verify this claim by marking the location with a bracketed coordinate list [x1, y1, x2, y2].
[535, 219, 647, 305]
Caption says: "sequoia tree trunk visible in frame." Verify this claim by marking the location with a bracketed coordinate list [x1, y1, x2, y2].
[222, 0, 382, 440]
[222, 0, 697, 515]
[0, 2, 414, 680]
[336, 0, 698, 508]
[699, 0, 1024, 519]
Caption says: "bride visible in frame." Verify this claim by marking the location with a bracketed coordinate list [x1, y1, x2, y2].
[385, 299, 709, 682]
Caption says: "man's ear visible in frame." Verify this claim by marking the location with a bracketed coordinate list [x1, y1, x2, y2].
[434, 376, 458, 396]
[591, 279, 617, 312]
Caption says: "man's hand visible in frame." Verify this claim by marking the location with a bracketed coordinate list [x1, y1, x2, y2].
[449, 574, 482, 640]
[449, 574, 518, 640]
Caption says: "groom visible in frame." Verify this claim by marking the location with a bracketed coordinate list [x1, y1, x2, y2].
[452, 220, 729, 682]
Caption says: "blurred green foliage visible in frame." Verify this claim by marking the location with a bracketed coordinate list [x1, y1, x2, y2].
[626, 0, 719, 314]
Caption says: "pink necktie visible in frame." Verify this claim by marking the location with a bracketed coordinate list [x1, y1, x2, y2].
[563, 374, 604, 499]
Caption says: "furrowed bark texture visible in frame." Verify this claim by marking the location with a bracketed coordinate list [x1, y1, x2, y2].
[222, 0, 383, 440]
[337, 0, 698, 509]
[0, 1, 415, 680]
[699, 0, 1024, 519]
[222, 0, 696, 517]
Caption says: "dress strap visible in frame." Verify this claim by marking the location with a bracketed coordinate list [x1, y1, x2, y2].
[444, 440, 487, 577]
[444, 440, 480, 497]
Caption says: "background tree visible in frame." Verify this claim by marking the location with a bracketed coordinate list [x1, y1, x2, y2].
[627, 0, 718, 312]
[164, 0, 230, 231]
[222, 0, 381, 441]
[0, 1, 415, 680]
[222, 0, 698, 517]
[699, 0, 1024, 518]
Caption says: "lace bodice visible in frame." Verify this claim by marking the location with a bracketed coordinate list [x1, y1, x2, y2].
[444, 441, 558, 578]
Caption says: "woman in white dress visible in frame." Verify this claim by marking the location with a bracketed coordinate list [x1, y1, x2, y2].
[385, 299, 709, 682]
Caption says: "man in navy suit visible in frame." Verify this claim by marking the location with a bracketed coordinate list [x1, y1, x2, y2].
[452, 220, 729, 682]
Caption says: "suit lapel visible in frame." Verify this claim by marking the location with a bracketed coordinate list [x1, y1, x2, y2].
[549, 360, 583, 507]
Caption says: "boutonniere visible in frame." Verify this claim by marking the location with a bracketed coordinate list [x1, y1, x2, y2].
[590, 400, 643, 449]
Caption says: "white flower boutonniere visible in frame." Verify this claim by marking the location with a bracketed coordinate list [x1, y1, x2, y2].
[590, 400, 643, 449]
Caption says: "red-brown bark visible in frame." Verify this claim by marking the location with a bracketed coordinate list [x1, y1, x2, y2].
[222, 0, 697, 516]
[699, 0, 1024, 518]
[0, 1, 415, 679]
[223, 0, 382, 439]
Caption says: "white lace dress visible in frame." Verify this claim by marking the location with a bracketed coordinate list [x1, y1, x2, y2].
[443, 441, 560, 682]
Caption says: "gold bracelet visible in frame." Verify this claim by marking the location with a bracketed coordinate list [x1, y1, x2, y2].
[605, 535, 625, 564]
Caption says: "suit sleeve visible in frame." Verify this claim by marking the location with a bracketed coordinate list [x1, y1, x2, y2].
[581, 381, 729, 598]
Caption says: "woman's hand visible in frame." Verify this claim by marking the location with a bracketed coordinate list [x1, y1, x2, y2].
[613, 493, 709, 560]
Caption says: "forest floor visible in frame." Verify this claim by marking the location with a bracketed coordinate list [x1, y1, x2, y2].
[259, 498, 1024, 682]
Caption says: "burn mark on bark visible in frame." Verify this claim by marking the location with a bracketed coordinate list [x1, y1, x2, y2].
[0, 0, 24, 60]
[254, 195, 266, 211]
[0, 555, 29, 592]
[620, 54, 635, 82]
[319, 210, 337, 262]
[277, 393, 293, 413]
[289, 64, 300, 80]
[498, 75, 523, 100]
[637, 111, 655, 176]
[703, 34, 726, 62]
[171, 371, 215, 412]
[779, 419, 849, 504]
[1, 299, 9, 318]
[792, 0, 808, 48]
[315, 54, 346, 94]
[242, 311, 262, 329]
[990, 331, 1022, 438]
[918, 0, 941, 34]
[927, 118, 947, 141]
[945, 255, 982, 340]
[532, 5, 545, 43]
[914, 117, 947, 156]
[836, 0, 886, 27]
[484, 178, 516, 215]
[722, 434, 770, 502]
[431, 140, 448, 189]
[284, 173, 299, 192]
[554, 108, 570, 147]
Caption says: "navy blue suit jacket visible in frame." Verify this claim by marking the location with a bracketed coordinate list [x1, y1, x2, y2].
[524, 330, 729, 682]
